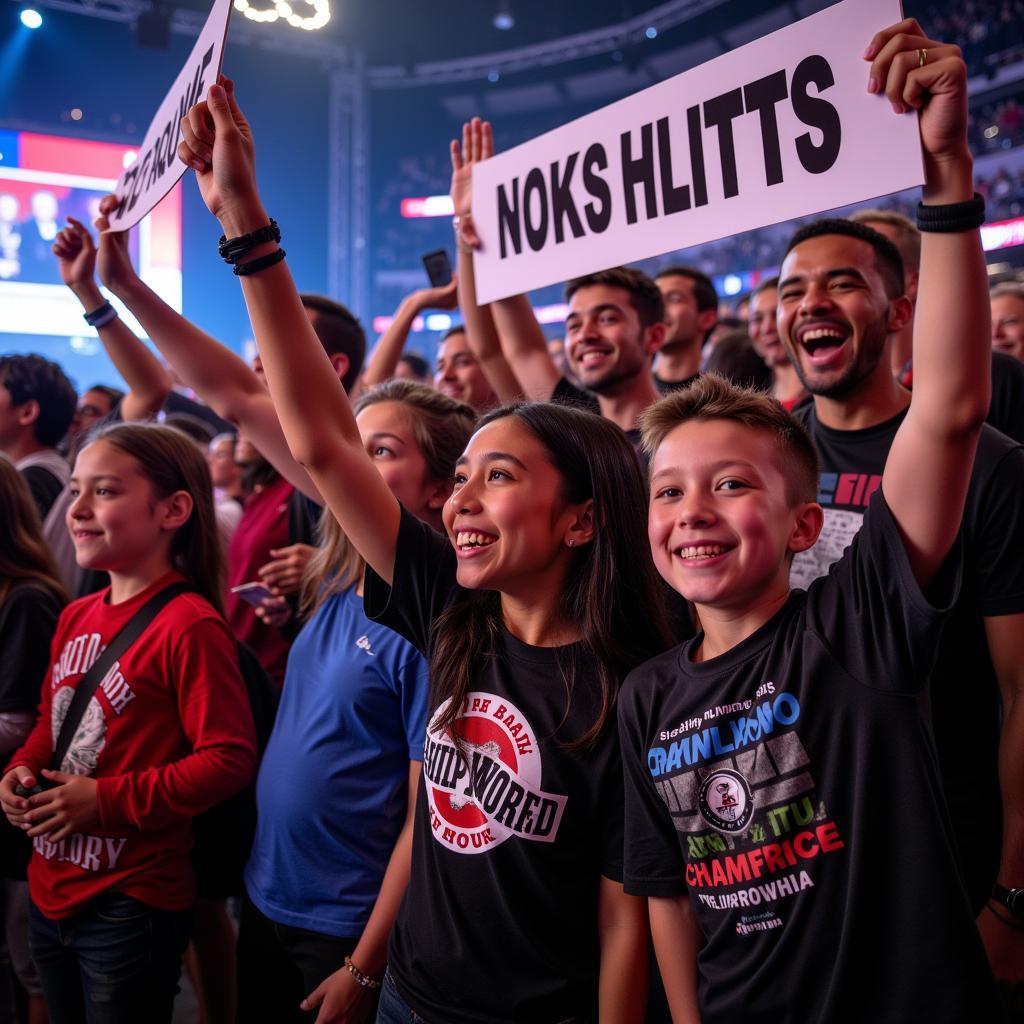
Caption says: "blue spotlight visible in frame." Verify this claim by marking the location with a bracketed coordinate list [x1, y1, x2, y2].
[645, 25, 657, 39]
[20, 8, 43, 28]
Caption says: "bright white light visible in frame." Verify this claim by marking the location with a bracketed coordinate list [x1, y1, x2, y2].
[723, 274, 743, 296]
[234, 0, 329, 28]
[21, 8, 43, 28]
[645, 25, 657, 39]
[400, 195, 455, 218]
[984, 125, 999, 139]
[425, 314, 453, 331]
[122, 150, 138, 168]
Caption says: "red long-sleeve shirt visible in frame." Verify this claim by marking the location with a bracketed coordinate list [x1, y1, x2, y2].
[8, 572, 257, 919]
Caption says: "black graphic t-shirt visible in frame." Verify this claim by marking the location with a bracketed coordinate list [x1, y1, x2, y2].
[364, 508, 624, 1024]
[793, 405, 1024, 910]
[620, 495, 1003, 1023]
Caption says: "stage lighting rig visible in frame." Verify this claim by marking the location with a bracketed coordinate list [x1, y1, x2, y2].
[233, 0, 330, 30]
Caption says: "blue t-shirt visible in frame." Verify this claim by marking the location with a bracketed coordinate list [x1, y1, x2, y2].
[245, 586, 428, 937]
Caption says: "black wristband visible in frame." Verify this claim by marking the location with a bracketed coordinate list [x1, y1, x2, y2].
[233, 247, 286, 277]
[916, 193, 986, 233]
[218, 219, 281, 264]
[83, 300, 116, 328]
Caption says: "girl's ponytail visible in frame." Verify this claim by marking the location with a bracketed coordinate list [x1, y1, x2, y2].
[91, 422, 225, 615]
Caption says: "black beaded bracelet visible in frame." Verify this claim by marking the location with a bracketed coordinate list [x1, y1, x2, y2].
[218, 219, 281, 264]
[233, 247, 286, 277]
[916, 193, 986, 233]
[83, 300, 118, 329]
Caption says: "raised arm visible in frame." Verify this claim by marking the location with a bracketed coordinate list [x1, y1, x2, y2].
[362, 277, 458, 388]
[451, 119, 523, 405]
[53, 217, 171, 422]
[869, 21, 989, 589]
[93, 195, 320, 500]
[178, 79, 401, 583]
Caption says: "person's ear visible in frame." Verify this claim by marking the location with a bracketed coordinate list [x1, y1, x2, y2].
[788, 501, 824, 554]
[425, 478, 453, 511]
[14, 399, 40, 430]
[644, 321, 667, 358]
[564, 499, 595, 549]
[328, 352, 351, 389]
[904, 269, 920, 305]
[886, 295, 914, 335]
[697, 308, 718, 339]
[160, 490, 194, 532]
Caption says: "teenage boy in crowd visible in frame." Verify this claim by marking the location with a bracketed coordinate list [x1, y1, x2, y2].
[450, 117, 666, 439]
[620, 19, 1010, 1021]
[852, 207, 1024, 442]
[746, 276, 806, 410]
[652, 267, 717, 394]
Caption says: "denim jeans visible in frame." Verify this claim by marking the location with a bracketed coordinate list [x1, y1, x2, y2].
[29, 890, 192, 1024]
[376, 970, 429, 1024]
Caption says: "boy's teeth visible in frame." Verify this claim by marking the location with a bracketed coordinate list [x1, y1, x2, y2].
[803, 328, 844, 342]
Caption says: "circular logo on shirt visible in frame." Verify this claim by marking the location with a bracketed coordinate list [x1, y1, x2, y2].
[421, 692, 567, 855]
[698, 768, 754, 834]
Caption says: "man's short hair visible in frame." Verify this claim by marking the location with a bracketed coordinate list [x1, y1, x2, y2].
[640, 373, 820, 506]
[654, 265, 719, 314]
[991, 282, 1024, 303]
[751, 275, 780, 300]
[849, 208, 921, 274]
[783, 218, 905, 301]
[398, 351, 431, 381]
[0, 354, 77, 446]
[85, 383, 126, 409]
[299, 294, 366, 394]
[565, 267, 665, 328]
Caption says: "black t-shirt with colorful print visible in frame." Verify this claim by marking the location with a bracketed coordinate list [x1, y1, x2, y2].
[792, 404, 1024, 912]
[364, 508, 623, 1024]
[619, 495, 1003, 1023]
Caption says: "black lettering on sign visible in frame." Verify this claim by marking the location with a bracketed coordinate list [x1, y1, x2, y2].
[582, 143, 612, 233]
[743, 70, 788, 187]
[687, 105, 708, 208]
[620, 122, 657, 225]
[703, 88, 744, 200]
[523, 166, 549, 251]
[791, 55, 841, 174]
[550, 153, 584, 244]
[497, 177, 522, 259]
[656, 117, 691, 215]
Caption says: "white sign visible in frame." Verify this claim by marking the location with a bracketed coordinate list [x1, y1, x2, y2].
[107, 0, 233, 231]
[471, 0, 924, 303]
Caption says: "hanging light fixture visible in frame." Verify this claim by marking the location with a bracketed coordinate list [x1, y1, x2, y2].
[233, 0, 330, 31]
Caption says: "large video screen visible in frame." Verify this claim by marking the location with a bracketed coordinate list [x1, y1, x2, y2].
[0, 127, 181, 386]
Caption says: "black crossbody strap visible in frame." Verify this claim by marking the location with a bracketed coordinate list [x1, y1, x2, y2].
[49, 582, 193, 773]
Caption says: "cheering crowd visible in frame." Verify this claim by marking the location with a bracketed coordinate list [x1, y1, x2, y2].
[1, 16, 1023, 1024]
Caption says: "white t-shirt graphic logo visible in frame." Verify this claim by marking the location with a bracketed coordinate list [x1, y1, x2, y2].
[422, 692, 568, 855]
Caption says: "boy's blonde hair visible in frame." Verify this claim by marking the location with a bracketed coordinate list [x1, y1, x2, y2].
[640, 374, 820, 506]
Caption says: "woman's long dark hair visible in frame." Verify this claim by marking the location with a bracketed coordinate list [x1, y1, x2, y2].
[429, 402, 674, 750]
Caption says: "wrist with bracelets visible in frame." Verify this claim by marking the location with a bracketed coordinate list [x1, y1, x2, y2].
[83, 300, 119, 329]
[343, 955, 381, 990]
[219, 218, 286, 276]
[915, 193, 985, 233]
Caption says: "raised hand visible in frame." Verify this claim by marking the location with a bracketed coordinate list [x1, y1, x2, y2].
[410, 276, 459, 312]
[450, 117, 494, 251]
[177, 76, 265, 233]
[94, 193, 137, 294]
[865, 19, 970, 194]
[52, 216, 98, 289]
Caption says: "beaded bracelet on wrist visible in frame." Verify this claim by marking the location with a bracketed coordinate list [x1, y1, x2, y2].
[218, 218, 281, 264]
[343, 956, 381, 989]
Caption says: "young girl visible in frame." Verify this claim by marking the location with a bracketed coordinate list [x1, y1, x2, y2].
[180, 80, 672, 1023]
[0, 456, 68, 1024]
[239, 380, 476, 1023]
[0, 422, 257, 1023]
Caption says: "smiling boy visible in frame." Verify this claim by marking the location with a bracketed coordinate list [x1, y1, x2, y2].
[618, 18, 1006, 1023]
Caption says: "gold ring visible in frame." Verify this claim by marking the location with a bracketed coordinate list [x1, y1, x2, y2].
[918, 48, 928, 67]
